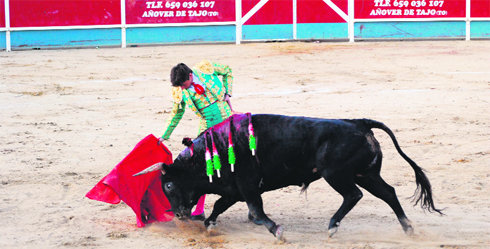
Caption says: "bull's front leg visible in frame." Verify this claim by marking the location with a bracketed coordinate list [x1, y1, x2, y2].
[204, 196, 237, 230]
[246, 196, 285, 241]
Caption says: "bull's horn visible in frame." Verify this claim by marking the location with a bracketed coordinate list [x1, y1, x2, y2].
[132, 162, 163, 176]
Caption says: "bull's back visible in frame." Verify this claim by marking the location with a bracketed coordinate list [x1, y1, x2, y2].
[250, 114, 363, 191]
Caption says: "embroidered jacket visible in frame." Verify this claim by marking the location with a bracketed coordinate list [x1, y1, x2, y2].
[162, 60, 233, 139]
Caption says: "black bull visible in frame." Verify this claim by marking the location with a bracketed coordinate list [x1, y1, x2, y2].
[135, 114, 442, 240]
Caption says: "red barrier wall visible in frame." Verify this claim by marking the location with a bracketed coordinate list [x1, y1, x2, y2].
[1, 0, 489, 28]
[242, 0, 293, 24]
[125, 0, 235, 24]
[355, 0, 466, 18]
[9, 0, 121, 27]
[472, 0, 490, 17]
[0, 1, 5, 27]
[298, 0, 348, 23]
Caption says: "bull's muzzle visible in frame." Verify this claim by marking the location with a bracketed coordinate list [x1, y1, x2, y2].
[173, 207, 191, 220]
[174, 212, 186, 220]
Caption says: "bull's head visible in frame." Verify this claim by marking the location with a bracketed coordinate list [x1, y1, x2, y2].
[133, 159, 203, 220]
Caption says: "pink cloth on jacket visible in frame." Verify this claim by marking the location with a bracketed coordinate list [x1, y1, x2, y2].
[86, 134, 174, 227]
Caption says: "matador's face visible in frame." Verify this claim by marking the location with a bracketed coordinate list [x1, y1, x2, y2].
[180, 73, 193, 89]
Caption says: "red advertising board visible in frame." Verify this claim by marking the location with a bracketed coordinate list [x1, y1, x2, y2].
[242, 0, 292, 24]
[355, 0, 466, 18]
[0, 1, 5, 28]
[125, 0, 235, 24]
[9, 0, 121, 27]
[1, 0, 488, 29]
[471, 0, 490, 17]
[298, 0, 348, 23]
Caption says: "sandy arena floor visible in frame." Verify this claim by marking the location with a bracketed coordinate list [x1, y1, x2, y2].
[1, 40, 489, 248]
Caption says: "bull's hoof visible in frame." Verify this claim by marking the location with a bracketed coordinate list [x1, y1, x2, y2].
[400, 218, 414, 236]
[274, 225, 285, 241]
[206, 220, 217, 232]
[327, 227, 338, 238]
[403, 225, 414, 236]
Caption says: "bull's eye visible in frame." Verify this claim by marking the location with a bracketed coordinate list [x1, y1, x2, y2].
[164, 182, 174, 192]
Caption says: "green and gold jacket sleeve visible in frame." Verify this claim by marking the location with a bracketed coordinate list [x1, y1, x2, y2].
[162, 101, 185, 139]
[212, 62, 233, 96]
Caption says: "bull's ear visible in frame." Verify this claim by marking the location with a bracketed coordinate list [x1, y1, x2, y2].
[182, 137, 193, 147]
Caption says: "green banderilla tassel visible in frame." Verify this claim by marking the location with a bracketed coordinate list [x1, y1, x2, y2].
[228, 146, 235, 172]
[205, 131, 215, 182]
[206, 157, 214, 179]
[213, 154, 222, 178]
[249, 134, 256, 155]
[206, 157, 214, 175]
[205, 144, 214, 183]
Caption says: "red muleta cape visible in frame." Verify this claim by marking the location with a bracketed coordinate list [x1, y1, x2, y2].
[85, 134, 174, 227]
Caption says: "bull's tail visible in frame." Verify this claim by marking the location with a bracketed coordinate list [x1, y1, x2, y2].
[361, 119, 443, 214]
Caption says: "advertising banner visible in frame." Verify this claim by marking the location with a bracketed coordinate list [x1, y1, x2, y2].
[242, 0, 292, 24]
[0, 1, 5, 28]
[471, 0, 490, 17]
[9, 0, 121, 28]
[355, 0, 466, 18]
[125, 0, 235, 24]
[298, 0, 348, 23]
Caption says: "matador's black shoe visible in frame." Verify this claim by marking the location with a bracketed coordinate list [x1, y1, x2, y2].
[190, 212, 206, 221]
